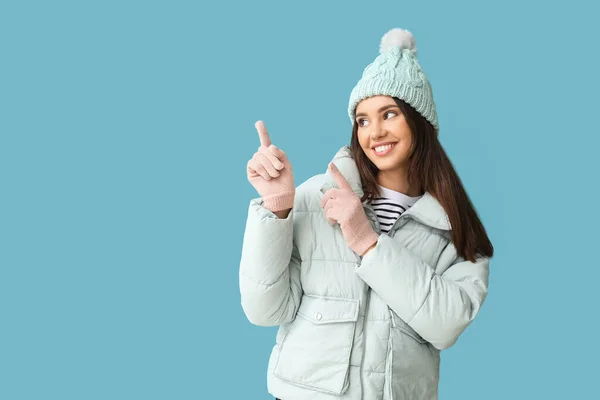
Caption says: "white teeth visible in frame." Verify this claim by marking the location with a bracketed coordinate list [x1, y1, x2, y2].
[374, 144, 395, 153]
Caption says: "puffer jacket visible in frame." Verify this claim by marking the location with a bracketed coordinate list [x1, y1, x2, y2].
[239, 145, 490, 400]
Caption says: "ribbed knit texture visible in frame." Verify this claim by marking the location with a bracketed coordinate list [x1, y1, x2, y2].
[348, 30, 439, 134]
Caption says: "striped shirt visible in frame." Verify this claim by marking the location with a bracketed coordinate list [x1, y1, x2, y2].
[369, 185, 422, 234]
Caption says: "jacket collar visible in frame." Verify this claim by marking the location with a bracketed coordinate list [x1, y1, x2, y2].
[319, 145, 451, 231]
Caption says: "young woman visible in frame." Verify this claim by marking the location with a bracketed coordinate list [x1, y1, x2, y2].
[240, 28, 494, 400]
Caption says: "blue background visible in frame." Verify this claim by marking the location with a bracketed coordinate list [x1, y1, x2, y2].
[1, 0, 599, 398]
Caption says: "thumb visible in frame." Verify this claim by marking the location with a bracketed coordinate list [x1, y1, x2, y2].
[329, 162, 352, 191]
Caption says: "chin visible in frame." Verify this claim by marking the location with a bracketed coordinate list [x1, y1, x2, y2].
[373, 157, 405, 170]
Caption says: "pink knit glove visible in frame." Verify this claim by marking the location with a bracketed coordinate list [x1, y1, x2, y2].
[247, 120, 295, 212]
[320, 162, 379, 256]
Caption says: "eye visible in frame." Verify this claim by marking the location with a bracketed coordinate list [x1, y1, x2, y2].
[357, 118, 368, 127]
[357, 110, 398, 127]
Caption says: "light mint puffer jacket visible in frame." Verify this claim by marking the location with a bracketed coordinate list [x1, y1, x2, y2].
[239, 145, 490, 400]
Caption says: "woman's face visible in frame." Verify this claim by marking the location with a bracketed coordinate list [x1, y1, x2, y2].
[355, 95, 413, 173]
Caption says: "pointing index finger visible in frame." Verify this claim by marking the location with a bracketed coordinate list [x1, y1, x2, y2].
[255, 120, 272, 147]
[329, 162, 352, 191]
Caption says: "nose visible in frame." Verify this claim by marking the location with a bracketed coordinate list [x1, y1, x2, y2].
[370, 123, 386, 140]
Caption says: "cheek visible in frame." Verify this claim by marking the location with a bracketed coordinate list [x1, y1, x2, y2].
[393, 130, 412, 152]
[394, 126, 413, 152]
[357, 131, 370, 149]
[395, 141, 412, 159]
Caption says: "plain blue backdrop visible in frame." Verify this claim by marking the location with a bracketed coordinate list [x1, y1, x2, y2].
[1, 0, 599, 399]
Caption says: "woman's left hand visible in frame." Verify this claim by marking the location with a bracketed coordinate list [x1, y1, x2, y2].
[320, 162, 379, 256]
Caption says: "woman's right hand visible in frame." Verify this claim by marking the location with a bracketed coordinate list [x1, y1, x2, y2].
[247, 120, 295, 213]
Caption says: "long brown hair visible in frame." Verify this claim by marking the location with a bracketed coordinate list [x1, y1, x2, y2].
[350, 97, 494, 262]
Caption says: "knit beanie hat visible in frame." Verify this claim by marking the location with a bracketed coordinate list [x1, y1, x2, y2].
[348, 28, 439, 134]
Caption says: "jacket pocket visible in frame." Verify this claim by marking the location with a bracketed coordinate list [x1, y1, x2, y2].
[386, 309, 440, 400]
[273, 294, 359, 395]
[389, 308, 427, 344]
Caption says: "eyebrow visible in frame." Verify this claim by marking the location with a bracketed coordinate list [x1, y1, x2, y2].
[355, 104, 399, 119]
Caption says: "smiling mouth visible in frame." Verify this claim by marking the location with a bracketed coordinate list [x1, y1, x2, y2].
[372, 143, 397, 156]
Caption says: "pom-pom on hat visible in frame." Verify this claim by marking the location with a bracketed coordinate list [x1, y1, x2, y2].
[348, 28, 439, 133]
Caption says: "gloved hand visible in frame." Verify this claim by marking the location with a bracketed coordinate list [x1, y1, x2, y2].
[320, 162, 379, 256]
[247, 120, 295, 212]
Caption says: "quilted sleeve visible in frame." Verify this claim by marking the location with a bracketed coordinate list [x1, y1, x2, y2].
[239, 197, 303, 327]
[355, 234, 490, 350]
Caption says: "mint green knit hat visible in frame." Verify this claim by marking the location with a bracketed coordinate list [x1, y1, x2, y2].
[348, 28, 439, 133]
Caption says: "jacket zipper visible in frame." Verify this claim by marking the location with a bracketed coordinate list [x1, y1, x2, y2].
[362, 203, 380, 233]
[388, 308, 396, 328]
[362, 202, 412, 237]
